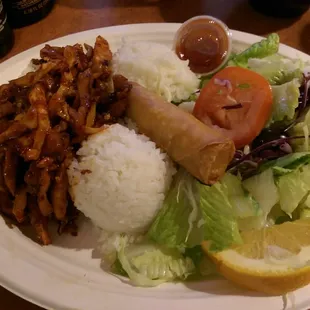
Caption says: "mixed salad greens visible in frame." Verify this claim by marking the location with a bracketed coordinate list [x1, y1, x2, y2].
[112, 34, 310, 286]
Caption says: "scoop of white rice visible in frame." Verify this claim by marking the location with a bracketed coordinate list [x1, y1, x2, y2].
[112, 41, 199, 103]
[67, 124, 175, 234]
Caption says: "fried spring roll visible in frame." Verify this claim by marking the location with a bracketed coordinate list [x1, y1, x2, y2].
[126, 83, 235, 184]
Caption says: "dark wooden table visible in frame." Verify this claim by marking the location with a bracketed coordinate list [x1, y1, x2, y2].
[0, 0, 309, 309]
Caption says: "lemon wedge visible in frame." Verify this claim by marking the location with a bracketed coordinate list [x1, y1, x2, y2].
[202, 219, 310, 295]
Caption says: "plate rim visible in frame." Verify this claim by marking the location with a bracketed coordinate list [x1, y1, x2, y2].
[0, 23, 310, 310]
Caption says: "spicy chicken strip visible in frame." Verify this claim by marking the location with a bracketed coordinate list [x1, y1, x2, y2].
[64, 44, 88, 72]
[41, 130, 70, 162]
[84, 43, 93, 62]
[40, 44, 64, 61]
[4, 148, 18, 196]
[36, 157, 54, 169]
[0, 192, 13, 218]
[0, 120, 12, 134]
[0, 161, 5, 193]
[0, 84, 11, 103]
[48, 49, 77, 121]
[51, 161, 69, 221]
[12, 185, 28, 223]
[91, 36, 112, 80]
[28, 195, 51, 245]
[0, 102, 16, 118]
[10, 61, 61, 88]
[0, 105, 37, 144]
[25, 83, 51, 161]
[106, 75, 132, 119]
[37, 168, 53, 216]
[47, 44, 87, 122]
[13, 133, 34, 160]
[24, 161, 40, 195]
[77, 68, 92, 124]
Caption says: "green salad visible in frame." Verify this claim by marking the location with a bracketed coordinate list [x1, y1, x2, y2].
[111, 33, 310, 287]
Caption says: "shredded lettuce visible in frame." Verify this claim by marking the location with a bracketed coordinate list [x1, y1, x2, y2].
[270, 78, 300, 123]
[228, 33, 279, 68]
[172, 92, 198, 105]
[117, 238, 195, 287]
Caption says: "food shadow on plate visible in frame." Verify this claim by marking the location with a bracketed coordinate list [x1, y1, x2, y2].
[158, 0, 298, 35]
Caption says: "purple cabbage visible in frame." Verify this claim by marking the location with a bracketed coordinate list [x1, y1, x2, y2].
[229, 136, 305, 178]
[296, 73, 310, 118]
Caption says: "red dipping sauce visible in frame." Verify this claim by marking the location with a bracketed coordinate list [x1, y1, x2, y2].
[174, 16, 232, 74]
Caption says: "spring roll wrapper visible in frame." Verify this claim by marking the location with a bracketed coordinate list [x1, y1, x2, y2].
[126, 83, 235, 185]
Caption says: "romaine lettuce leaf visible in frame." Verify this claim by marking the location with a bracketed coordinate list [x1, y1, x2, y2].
[290, 110, 310, 152]
[277, 169, 309, 216]
[248, 55, 303, 85]
[228, 33, 279, 68]
[185, 245, 217, 276]
[300, 208, 310, 219]
[272, 166, 293, 176]
[220, 173, 261, 218]
[242, 168, 279, 216]
[237, 215, 266, 231]
[270, 78, 300, 123]
[244, 154, 310, 217]
[117, 238, 195, 287]
[198, 182, 242, 252]
[267, 203, 291, 225]
[147, 169, 203, 249]
[148, 169, 242, 253]
[300, 165, 310, 188]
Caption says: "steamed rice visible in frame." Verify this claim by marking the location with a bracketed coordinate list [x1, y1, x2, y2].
[67, 124, 175, 234]
[112, 41, 199, 103]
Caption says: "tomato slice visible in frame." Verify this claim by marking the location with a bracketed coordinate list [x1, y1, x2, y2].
[193, 66, 273, 149]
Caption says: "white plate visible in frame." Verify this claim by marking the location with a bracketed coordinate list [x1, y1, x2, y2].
[0, 23, 310, 310]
